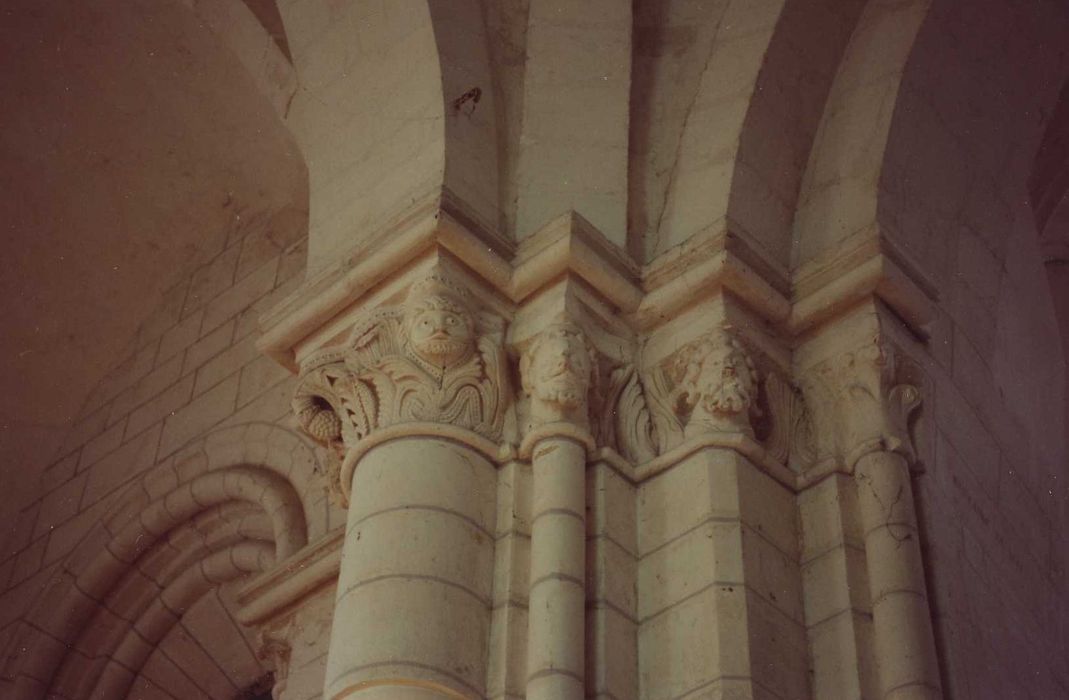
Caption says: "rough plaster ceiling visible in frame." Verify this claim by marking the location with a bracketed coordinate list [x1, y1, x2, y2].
[0, 0, 305, 475]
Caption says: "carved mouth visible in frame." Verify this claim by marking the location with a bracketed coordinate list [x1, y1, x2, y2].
[539, 386, 584, 406]
[419, 338, 467, 357]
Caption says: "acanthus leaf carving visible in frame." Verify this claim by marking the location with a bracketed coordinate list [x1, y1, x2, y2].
[764, 372, 816, 468]
[292, 273, 511, 492]
[600, 365, 658, 464]
[643, 365, 684, 453]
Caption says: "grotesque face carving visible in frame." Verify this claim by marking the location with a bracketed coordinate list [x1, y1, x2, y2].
[522, 322, 595, 427]
[685, 341, 753, 415]
[674, 335, 758, 436]
[404, 295, 475, 368]
[529, 325, 592, 406]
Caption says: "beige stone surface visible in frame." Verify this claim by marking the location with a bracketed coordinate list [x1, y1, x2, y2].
[326, 439, 497, 699]
[3, 3, 1069, 700]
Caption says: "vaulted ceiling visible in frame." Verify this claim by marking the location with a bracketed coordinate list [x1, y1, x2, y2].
[0, 0, 306, 475]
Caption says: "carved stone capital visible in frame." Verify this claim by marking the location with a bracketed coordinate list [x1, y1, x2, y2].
[799, 336, 921, 470]
[673, 332, 760, 439]
[519, 321, 596, 431]
[571, 328, 768, 464]
[292, 272, 511, 497]
[639, 329, 762, 452]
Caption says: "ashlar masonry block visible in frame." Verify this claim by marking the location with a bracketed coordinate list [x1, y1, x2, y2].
[636, 448, 804, 700]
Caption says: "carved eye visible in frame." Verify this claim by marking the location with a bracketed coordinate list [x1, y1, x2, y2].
[447, 316, 456, 326]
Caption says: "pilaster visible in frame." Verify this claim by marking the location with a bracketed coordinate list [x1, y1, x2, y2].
[260, 198, 944, 700]
[796, 304, 942, 700]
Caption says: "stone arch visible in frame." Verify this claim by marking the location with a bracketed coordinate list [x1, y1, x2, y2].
[178, 0, 298, 118]
[1030, 78, 1069, 249]
[631, 0, 789, 262]
[67, 544, 274, 700]
[102, 422, 339, 545]
[2, 422, 322, 699]
[630, 0, 878, 268]
[427, 1, 502, 234]
[873, 0, 1069, 463]
[791, 0, 931, 271]
[1029, 77, 1069, 441]
[724, 0, 869, 271]
[276, 1, 503, 272]
[849, 1, 1068, 696]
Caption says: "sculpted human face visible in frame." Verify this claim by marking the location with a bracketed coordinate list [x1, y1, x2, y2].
[695, 346, 752, 415]
[530, 329, 592, 407]
[407, 302, 474, 367]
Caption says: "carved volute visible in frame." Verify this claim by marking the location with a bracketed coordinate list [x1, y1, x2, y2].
[799, 336, 922, 470]
[291, 272, 511, 497]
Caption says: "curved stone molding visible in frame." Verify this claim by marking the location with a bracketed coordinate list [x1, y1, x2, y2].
[293, 272, 511, 497]
[1, 453, 312, 700]
[338, 421, 512, 501]
[85, 543, 273, 700]
[799, 337, 922, 471]
[47, 506, 275, 698]
[99, 422, 333, 544]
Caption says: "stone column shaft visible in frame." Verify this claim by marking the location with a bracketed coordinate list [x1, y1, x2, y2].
[526, 437, 587, 699]
[290, 272, 511, 700]
[855, 451, 941, 700]
[326, 438, 497, 700]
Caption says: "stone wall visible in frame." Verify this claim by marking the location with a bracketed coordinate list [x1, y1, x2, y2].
[882, 0, 1069, 696]
[0, 218, 325, 699]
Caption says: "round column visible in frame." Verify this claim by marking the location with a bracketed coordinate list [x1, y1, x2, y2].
[325, 437, 498, 700]
[855, 450, 942, 700]
[526, 436, 587, 699]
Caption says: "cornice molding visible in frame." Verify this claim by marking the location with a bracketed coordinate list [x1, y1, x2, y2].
[236, 527, 344, 626]
[260, 203, 940, 371]
[789, 226, 939, 337]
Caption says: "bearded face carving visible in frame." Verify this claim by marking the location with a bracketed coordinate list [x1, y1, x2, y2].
[674, 335, 759, 438]
[402, 293, 476, 370]
[521, 322, 596, 428]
